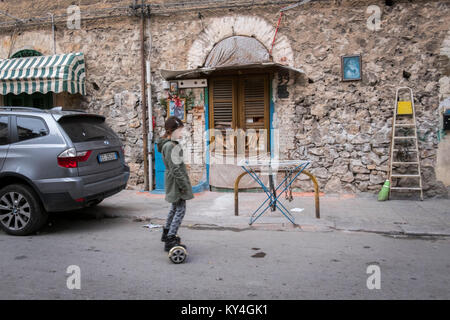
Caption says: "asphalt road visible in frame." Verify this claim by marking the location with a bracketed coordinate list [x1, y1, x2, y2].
[0, 210, 449, 299]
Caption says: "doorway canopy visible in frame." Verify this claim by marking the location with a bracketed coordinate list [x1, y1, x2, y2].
[160, 36, 304, 80]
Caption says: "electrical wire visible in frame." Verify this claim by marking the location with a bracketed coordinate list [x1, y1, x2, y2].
[0, 10, 23, 23]
[0, 0, 319, 29]
[150, 0, 303, 14]
[0, 6, 133, 29]
[269, 0, 311, 54]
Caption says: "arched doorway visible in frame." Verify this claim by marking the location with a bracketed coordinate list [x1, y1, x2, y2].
[5, 49, 53, 109]
[207, 36, 271, 153]
[207, 36, 272, 189]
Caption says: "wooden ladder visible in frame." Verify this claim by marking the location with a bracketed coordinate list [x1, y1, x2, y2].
[388, 87, 423, 200]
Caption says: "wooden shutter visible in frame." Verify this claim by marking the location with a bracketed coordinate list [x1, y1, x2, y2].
[209, 74, 270, 155]
[209, 77, 237, 155]
[239, 75, 269, 130]
[239, 75, 269, 154]
[210, 78, 236, 130]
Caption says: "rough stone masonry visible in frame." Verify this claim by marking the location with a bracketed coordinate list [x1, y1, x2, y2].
[0, 0, 449, 197]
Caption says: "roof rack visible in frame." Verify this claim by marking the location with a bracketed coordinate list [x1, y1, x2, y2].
[50, 107, 86, 113]
[0, 106, 88, 114]
[63, 109, 87, 113]
[0, 106, 45, 112]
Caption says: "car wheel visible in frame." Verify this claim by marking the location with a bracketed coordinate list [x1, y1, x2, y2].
[0, 184, 48, 236]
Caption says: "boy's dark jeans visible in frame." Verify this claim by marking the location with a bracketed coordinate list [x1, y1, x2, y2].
[165, 199, 186, 237]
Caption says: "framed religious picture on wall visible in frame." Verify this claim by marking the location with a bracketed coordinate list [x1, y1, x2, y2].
[167, 97, 186, 122]
[169, 81, 178, 94]
[341, 54, 362, 81]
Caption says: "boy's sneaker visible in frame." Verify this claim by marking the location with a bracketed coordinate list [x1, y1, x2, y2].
[164, 235, 186, 252]
[175, 236, 186, 249]
[161, 228, 169, 242]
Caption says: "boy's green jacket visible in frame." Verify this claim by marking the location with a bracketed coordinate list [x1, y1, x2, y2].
[156, 138, 194, 203]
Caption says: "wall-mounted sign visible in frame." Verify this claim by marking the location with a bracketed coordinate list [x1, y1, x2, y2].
[178, 79, 207, 88]
[341, 54, 362, 81]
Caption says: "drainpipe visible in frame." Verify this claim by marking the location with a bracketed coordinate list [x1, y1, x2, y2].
[146, 61, 153, 190]
[140, 0, 149, 191]
[49, 13, 56, 54]
[146, 7, 153, 191]
[48, 13, 57, 107]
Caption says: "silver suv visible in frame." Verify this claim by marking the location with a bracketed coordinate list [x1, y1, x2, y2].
[0, 107, 130, 236]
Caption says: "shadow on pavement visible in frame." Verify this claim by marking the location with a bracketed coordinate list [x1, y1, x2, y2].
[37, 205, 126, 235]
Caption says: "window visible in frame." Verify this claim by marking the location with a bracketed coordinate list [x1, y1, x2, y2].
[6, 92, 53, 109]
[240, 76, 268, 130]
[17, 117, 48, 142]
[58, 116, 117, 143]
[211, 78, 236, 130]
[209, 74, 270, 156]
[10, 49, 42, 59]
[0, 116, 8, 145]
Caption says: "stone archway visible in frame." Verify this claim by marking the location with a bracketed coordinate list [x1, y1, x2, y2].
[0, 31, 57, 59]
[187, 15, 295, 69]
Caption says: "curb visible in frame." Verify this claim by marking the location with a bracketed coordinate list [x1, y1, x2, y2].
[126, 213, 450, 237]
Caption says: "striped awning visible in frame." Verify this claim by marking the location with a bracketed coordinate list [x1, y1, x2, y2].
[0, 52, 86, 95]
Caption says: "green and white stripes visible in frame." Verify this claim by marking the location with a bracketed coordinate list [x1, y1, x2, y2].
[0, 52, 85, 95]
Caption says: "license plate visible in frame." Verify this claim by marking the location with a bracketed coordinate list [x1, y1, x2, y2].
[98, 152, 118, 163]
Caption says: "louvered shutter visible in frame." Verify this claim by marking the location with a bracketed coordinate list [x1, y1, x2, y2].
[241, 76, 267, 130]
[209, 75, 269, 156]
[211, 78, 234, 130]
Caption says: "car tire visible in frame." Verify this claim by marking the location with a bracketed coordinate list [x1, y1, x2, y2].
[0, 184, 48, 236]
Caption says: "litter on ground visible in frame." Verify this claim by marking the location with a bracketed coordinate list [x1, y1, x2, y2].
[142, 223, 162, 229]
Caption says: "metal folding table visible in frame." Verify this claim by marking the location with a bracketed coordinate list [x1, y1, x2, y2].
[238, 158, 310, 225]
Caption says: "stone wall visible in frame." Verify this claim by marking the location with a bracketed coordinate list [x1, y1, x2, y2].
[0, 0, 449, 197]
[276, 0, 449, 196]
[149, 0, 449, 197]
[0, 17, 147, 187]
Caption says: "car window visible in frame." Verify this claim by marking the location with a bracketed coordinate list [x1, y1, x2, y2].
[17, 116, 49, 142]
[0, 116, 8, 145]
[58, 116, 118, 143]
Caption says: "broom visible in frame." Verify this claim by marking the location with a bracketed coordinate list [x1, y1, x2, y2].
[378, 106, 395, 201]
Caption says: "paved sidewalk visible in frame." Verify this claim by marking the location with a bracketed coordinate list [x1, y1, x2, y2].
[89, 190, 450, 236]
